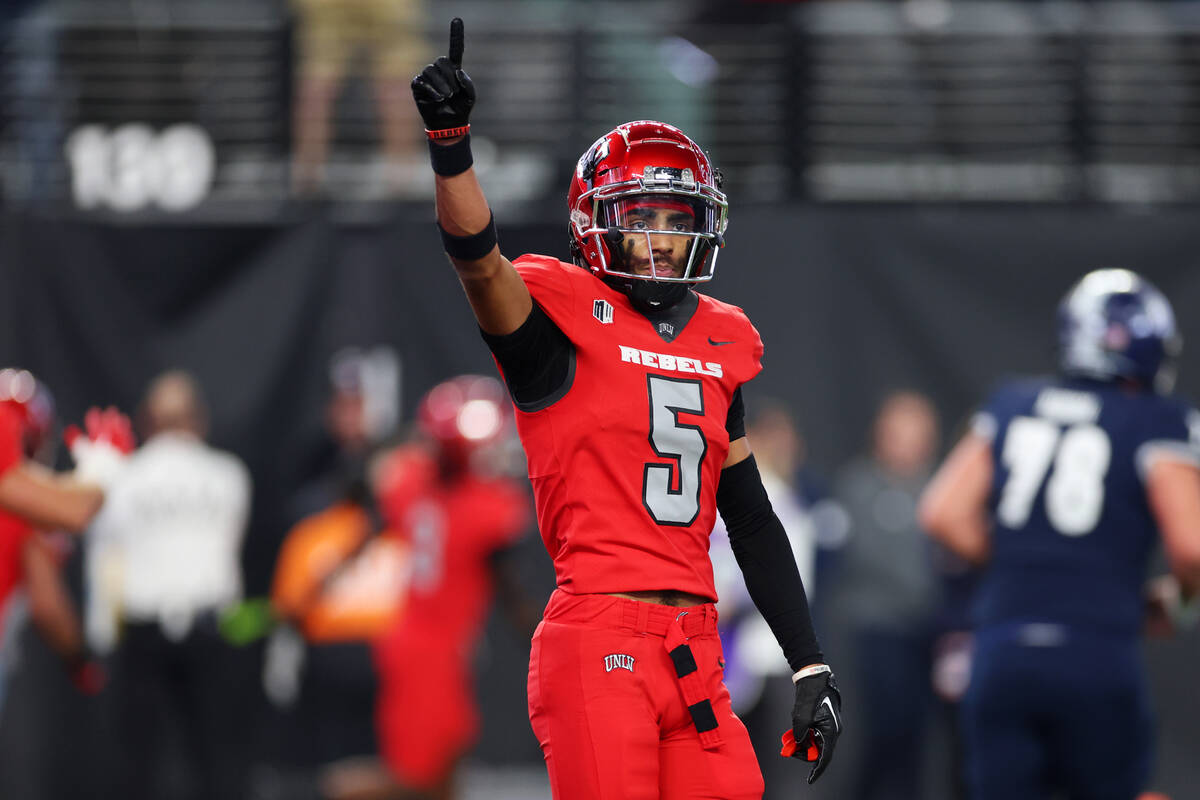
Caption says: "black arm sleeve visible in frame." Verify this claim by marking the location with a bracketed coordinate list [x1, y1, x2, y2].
[717, 454, 823, 672]
[726, 387, 746, 441]
[479, 302, 574, 409]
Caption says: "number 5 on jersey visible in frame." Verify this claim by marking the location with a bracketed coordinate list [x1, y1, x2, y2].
[643, 375, 707, 526]
[997, 417, 1112, 536]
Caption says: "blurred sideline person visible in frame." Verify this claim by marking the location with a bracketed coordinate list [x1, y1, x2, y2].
[832, 390, 941, 800]
[0, 369, 128, 713]
[258, 355, 409, 790]
[920, 269, 1200, 800]
[409, 20, 841, 798]
[87, 370, 253, 800]
[290, 0, 428, 195]
[320, 374, 535, 800]
[290, 347, 400, 526]
[263, 480, 409, 789]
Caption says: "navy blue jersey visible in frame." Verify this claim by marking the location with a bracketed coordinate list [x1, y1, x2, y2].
[972, 377, 1200, 636]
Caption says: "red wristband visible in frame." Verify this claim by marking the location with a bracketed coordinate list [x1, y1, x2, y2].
[426, 125, 471, 140]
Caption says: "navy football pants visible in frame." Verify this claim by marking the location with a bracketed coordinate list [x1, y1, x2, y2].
[963, 626, 1152, 800]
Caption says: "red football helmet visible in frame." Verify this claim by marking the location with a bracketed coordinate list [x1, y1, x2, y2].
[416, 374, 509, 468]
[567, 121, 728, 287]
[0, 367, 55, 459]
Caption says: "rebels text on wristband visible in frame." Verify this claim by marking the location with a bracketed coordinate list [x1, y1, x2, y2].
[428, 133, 473, 177]
[438, 211, 498, 261]
[426, 125, 470, 140]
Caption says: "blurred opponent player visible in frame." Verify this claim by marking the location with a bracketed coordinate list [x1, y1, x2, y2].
[0, 368, 133, 711]
[409, 19, 842, 797]
[920, 269, 1200, 800]
[322, 374, 536, 800]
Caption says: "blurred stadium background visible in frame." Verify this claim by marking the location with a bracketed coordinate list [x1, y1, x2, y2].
[1, 1, 1199, 799]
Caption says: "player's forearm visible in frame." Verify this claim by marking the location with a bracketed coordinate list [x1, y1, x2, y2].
[718, 455, 824, 670]
[924, 513, 991, 566]
[434, 152, 491, 236]
[425, 137, 530, 334]
[0, 465, 103, 533]
[1146, 460, 1200, 591]
[24, 542, 87, 662]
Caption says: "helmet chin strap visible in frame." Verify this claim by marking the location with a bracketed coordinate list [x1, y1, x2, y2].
[604, 276, 690, 315]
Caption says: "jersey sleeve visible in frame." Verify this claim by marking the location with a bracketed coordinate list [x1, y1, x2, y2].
[699, 295, 764, 388]
[513, 255, 579, 337]
[1135, 398, 1200, 481]
[730, 307, 764, 388]
[0, 405, 24, 478]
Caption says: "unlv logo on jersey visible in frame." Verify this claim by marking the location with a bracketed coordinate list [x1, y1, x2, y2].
[594, 299, 614, 324]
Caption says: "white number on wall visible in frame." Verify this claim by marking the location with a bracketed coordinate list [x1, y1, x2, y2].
[65, 123, 215, 212]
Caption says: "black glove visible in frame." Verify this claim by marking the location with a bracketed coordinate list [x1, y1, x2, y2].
[411, 18, 476, 136]
[782, 669, 842, 784]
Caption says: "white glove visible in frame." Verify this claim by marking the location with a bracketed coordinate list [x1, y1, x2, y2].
[69, 437, 128, 490]
[65, 406, 135, 490]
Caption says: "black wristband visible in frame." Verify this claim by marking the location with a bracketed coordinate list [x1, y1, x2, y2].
[428, 133, 474, 176]
[439, 211, 498, 261]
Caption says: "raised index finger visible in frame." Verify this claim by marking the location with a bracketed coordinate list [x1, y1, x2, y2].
[448, 18, 465, 68]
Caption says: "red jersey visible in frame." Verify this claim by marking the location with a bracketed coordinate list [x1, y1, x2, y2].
[507, 255, 763, 600]
[0, 403, 33, 634]
[0, 511, 35, 638]
[0, 403, 22, 478]
[375, 446, 528, 646]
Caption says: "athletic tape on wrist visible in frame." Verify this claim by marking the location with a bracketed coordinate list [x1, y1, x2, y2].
[792, 664, 831, 684]
[438, 211, 498, 261]
[427, 133, 473, 176]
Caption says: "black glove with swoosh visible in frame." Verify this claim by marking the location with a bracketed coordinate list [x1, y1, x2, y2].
[411, 18, 476, 139]
[781, 668, 842, 784]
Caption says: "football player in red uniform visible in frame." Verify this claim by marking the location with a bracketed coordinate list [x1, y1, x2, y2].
[0, 368, 132, 710]
[0, 369, 124, 536]
[409, 20, 841, 798]
[322, 375, 536, 800]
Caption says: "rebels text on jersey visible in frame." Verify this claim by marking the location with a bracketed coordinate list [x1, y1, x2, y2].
[505, 255, 763, 600]
[973, 377, 1200, 635]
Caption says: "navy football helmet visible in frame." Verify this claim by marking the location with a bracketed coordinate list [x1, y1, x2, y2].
[1057, 269, 1181, 393]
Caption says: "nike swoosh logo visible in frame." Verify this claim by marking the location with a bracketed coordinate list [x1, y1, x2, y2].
[708, 337, 735, 346]
[821, 697, 840, 732]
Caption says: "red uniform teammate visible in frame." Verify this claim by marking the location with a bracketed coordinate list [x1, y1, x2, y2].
[410, 20, 842, 798]
[0, 368, 133, 709]
[369, 375, 532, 799]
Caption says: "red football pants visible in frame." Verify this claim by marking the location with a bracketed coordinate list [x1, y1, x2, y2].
[375, 636, 477, 788]
[528, 590, 764, 800]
